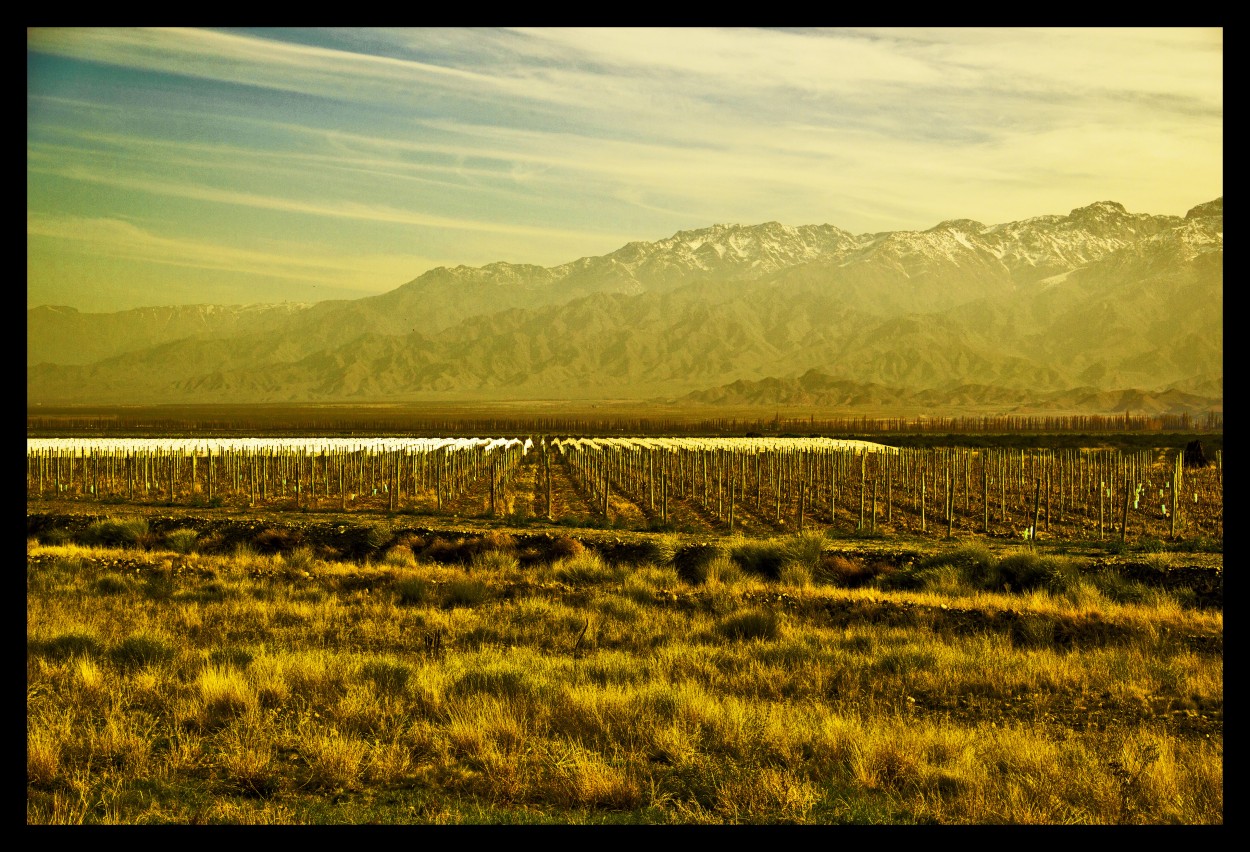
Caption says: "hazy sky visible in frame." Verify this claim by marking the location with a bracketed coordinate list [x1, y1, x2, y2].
[28, 27, 1222, 312]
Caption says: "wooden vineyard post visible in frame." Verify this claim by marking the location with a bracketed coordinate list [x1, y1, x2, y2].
[871, 473, 878, 535]
[828, 452, 837, 528]
[169, 450, 176, 504]
[1031, 477, 1041, 545]
[920, 466, 927, 533]
[797, 479, 805, 533]
[250, 452, 257, 508]
[964, 450, 971, 514]
[662, 453, 669, 523]
[435, 451, 443, 512]
[1170, 452, 1180, 538]
[603, 461, 610, 522]
[728, 471, 735, 533]
[982, 453, 989, 533]
[337, 452, 345, 511]
[999, 452, 1006, 529]
[1045, 461, 1051, 532]
[490, 454, 497, 516]
[774, 458, 781, 523]
[858, 452, 866, 530]
[545, 446, 553, 521]
[207, 448, 213, 504]
[885, 453, 893, 525]
[1125, 467, 1135, 539]
[648, 450, 655, 512]
[946, 455, 954, 538]
[1099, 479, 1105, 540]
[756, 453, 762, 510]
[716, 451, 724, 521]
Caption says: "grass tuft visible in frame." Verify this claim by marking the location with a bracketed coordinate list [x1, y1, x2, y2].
[164, 528, 199, 554]
[109, 634, 176, 671]
[82, 517, 150, 548]
[29, 632, 103, 661]
[443, 577, 490, 608]
[729, 539, 789, 580]
[716, 609, 780, 642]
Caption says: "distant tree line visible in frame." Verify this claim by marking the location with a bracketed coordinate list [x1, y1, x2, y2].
[26, 409, 1223, 439]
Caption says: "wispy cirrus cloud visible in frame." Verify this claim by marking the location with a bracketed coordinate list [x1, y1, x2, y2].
[27, 153, 635, 247]
[26, 212, 436, 293]
[27, 27, 1221, 311]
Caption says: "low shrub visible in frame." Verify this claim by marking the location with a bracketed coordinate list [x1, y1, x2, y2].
[996, 552, 1079, 593]
[673, 542, 725, 585]
[109, 634, 176, 671]
[443, 577, 490, 608]
[547, 535, 586, 560]
[479, 531, 517, 553]
[254, 527, 301, 554]
[164, 528, 199, 554]
[1091, 570, 1153, 605]
[778, 561, 813, 588]
[817, 554, 876, 587]
[470, 549, 520, 574]
[362, 525, 393, 552]
[920, 544, 996, 588]
[421, 537, 475, 565]
[94, 574, 132, 595]
[41, 528, 71, 546]
[716, 609, 780, 642]
[209, 647, 255, 670]
[29, 632, 103, 661]
[637, 534, 681, 567]
[703, 554, 743, 586]
[554, 552, 621, 586]
[730, 539, 789, 580]
[359, 660, 411, 695]
[392, 574, 431, 606]
[383, 544, 416, 567]
[284, 545, 318, 572]
[81, 517, 150, 548]
[784, 532, 825, 570]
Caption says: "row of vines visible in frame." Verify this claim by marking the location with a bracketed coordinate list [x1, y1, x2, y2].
[26, 437, 1221, 542]
[552, 438, 1221, 542]
[25, 439, 529, 517]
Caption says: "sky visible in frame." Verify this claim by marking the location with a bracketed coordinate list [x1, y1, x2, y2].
[28, 27, 1223, 313]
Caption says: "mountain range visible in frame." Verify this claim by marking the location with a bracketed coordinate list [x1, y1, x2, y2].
[27, 198, 1223, 416]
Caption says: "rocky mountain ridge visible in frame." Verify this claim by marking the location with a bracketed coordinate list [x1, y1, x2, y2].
[27, 198, 1222, 415]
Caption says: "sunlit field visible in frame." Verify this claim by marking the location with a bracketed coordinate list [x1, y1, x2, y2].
[27, 496, 1221, 824]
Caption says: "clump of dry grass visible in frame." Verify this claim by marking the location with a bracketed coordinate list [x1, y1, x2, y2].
[383, 544, 417, 567]
[302, 728, 369, 791]
[555, 552, 622, 586]
[195, 665, 258, 728]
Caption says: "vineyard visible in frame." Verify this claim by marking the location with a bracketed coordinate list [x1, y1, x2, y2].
[26, 436, 1223, 544]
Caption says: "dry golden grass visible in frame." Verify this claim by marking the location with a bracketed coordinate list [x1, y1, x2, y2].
[27, 535, 1221, 824]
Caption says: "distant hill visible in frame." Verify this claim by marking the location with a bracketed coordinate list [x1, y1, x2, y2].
[27, 198, 1222, 417]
